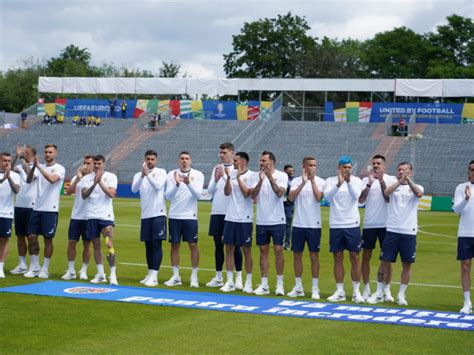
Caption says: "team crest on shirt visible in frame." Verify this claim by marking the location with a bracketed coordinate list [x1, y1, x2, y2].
[64, 287, 117, 294]
[190, 176, 194, 181]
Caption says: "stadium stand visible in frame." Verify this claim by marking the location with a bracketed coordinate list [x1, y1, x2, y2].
[1, 116, 473, 196]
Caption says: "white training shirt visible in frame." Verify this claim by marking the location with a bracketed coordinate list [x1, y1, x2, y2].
[386, 183, 424, 235]
[33, 163, 66, 212]
[165, 168, 204, 220]
[208, 163, 234, 215]
[83, 171, 118, 221]
[361, 174, 398, 229]
[324, 175, 363, 228]
[131, 167, 167, 219]
[69, 175, 91, 220]
[256, 170, 288, 226]
[0, 171, 21, 219]
[225, 170, 257, 223]
[290, 175, 325, 229]
[453, 182, 474, 238]
[14, 163, 37, 209]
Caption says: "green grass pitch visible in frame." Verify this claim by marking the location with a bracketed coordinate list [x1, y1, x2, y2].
[1, 197, 473, 353]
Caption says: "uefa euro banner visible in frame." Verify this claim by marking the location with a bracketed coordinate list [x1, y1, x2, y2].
[133, 99, 277, 120]
[38, 98, 278, 120]
[324, 102, 464, 124]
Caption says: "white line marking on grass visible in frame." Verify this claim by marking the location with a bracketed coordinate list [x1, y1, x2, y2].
[418, 241, 456, 245]
[116, 224, 140, 228]
[418, 224, 457, 239]
[375, 281, 461, 289]
[120, 262, 215, 272]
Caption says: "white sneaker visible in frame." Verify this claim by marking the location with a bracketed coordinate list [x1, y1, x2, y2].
[79, 271, 88, 280]
[311, 288, 320, 300]
[243, 283, 253, 294]
[190, 276, 199, 288]
[38, 269, 50, 279]
[144, 278, 158, 287]
[0, 269, 5, 278]
[109, 275, 118, 286]
[352, 291, 365, 303]
[327, 290, 346, 302]
[275, 283, 285, 296]
[384, 289, 395, 302]
[164, 276, 182, 287]
[460, 302, 472, 314]
[235, 278, 243, 290]
[140, 274, 150, 284]
[287, 286, 305, 298]
[10, 264, 28, 275]
[254, 284, 270, 295]
[220, 281, 235, 292]
[367, 293, 384, 304]
[396, 295, 408, 306]
[90, 273, 107, 284]
[362, 288, 371, 302]
[24, 267, 40, 278]
[205, 276, 224, 287]
[61, 270, 77, 280]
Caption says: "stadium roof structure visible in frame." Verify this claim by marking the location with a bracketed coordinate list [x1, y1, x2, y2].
[38, 77, 474, 98]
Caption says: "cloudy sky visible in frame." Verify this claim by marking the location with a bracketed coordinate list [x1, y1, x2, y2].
[1, 0, 472, 77]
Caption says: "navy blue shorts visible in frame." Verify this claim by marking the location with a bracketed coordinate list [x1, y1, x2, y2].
[362, 228, 386, 250]
[27, 211, 58, 238]
[457, 237, 474, 261]
[208, 214, 226, 237]
[223, 221, 253, 247]
[14, 207, 33, 236]
[0, 218, 13, 238]
[68, 219, 87, 241]
[380, 231, 416, 263]
[291, 227, 321, 252]
[329, 227, 361, 253]
[256, 224, 285, 246]
[169, 219, 198, 244]
[141, 216, 167, 242]
[86, 219, 114, 240]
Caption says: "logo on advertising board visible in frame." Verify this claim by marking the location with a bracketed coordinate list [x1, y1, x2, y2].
[64, 287, 117, 294]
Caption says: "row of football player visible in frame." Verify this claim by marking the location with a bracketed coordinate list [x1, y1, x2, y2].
[0, 144, 472, 314]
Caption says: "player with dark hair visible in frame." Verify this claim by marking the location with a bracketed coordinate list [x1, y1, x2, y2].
[24, 144, 65, 279]
[286, 157, 325, 299]
[220, 152, 257, 292]
[81, 154, 118, 285]
[251, 150, 288, 296]
[61, 155, 94, 280]
[359, 154, 397, 301]
[10, 145, 37, 275]
[132, 150, 167, 287]
[164, 151, 204, 288]
[368, 162, 423, 306]
[206, 142, 243, 289]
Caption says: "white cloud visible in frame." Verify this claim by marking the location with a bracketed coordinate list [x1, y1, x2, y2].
[311, 15, 405, 40]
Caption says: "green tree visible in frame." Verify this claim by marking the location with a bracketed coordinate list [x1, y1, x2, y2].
[47, 44, 95, 76]
[303, 37, 368, 78]
[223, 12, 316, 78]
[363, 27, 435, 78]
[0, 58, 46, 112]
[159, 61, 181, 77]
[427, 14, 474, 78]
